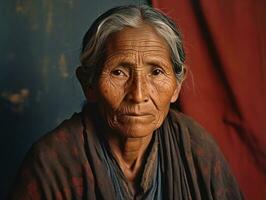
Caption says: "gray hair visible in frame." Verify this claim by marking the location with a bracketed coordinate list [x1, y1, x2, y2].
[77, 5, 186, 90]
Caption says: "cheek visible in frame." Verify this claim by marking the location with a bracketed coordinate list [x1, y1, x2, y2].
[97, 77, 123, 129]
[151, 78, 177, 110]
[97, 74, 124, 110]
[147, 78, 177, 129]
[98, 75, 119, 107]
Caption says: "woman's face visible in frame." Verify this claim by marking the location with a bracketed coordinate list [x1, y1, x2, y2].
[92, 24, 181, 138]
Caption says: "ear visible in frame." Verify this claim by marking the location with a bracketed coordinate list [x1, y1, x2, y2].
[85, 87, 98, 102]
[170, 83, 181, 103]
[76, 66, 98, 102]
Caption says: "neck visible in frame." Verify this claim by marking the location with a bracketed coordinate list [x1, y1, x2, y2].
[85, 105, 153, 183]
[108, 133, 153, 182]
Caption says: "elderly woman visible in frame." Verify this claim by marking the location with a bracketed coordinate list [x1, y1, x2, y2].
[9, 5, 243, 200]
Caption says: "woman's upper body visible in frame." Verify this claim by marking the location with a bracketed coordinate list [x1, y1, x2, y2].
[8, 106, 243, 200]
[9, 5, 243, 199]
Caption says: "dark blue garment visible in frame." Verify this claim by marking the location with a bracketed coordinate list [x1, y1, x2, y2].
[99, 134, 162, 200]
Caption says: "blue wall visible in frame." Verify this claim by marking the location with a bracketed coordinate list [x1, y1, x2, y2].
[0, 0, 148, 198]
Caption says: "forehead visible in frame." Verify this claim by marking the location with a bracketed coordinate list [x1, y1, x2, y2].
[105, 24, 171, 57]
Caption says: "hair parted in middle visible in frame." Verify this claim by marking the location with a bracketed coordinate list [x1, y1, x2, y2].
[77, 5, 186, 92]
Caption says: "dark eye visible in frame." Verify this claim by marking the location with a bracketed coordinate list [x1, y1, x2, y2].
[111, 69, 125, 76]
[152, 68, 164, 76]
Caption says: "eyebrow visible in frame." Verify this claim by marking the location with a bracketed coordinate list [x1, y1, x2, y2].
[118, 61, 136, 68]
[105, 54, 172, 69]
[105, 55, 136, 67]
[145, 57, 172, 68]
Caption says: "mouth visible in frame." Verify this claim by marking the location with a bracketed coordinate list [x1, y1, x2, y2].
[117, 112, 154, 123]
[120, 112, 152, 117]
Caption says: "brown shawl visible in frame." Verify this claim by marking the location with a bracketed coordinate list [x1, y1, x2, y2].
[8, 108, 243, 199]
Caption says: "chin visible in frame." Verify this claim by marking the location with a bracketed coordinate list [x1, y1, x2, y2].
[115, 124, 157, 138]
[106, 113, 165, 138]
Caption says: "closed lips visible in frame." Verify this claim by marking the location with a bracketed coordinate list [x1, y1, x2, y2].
[120, 112, 152, 116]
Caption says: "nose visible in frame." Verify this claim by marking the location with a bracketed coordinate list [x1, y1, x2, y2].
[126, 73, 149, 103]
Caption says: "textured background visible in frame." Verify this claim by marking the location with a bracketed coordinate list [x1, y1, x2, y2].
[0, 0, 148, 198]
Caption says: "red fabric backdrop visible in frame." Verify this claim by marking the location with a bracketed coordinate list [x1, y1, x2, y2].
[152, 0, 266, 199]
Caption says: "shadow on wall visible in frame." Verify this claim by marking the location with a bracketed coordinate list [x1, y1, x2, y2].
[0, 0, 148, 198]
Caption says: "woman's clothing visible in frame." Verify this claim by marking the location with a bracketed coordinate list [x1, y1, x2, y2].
[8, 108, 243, 199]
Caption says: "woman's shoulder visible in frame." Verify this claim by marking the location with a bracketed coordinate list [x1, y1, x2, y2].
[29, 112, 85, 164]
[168, 109, 222, 159]
[35, 112, 83, 144]
[168, 110, 244, 199]
[169, 109, 217, 143]
[9, 113, 93, 199]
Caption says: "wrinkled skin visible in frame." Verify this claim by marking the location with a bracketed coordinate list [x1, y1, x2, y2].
[92, 23, 181, 138]
[87, 24, 182, 189]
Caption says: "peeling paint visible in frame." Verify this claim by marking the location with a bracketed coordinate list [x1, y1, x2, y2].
[1, 89, 29, 105]
[15, 1, 28, 14]
[58, 54, 69, 78]
[15, 3, 24, 14]
[15, 0, 39, 31]
[44, 0, 53, 34]
[1, 89, 30, 112]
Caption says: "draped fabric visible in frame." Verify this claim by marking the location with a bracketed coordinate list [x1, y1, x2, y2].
[8, 107, 242, 199]
[158, 110, 242, 199]
[152, 1, 266, 200]
[99, 131, 161, 200]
